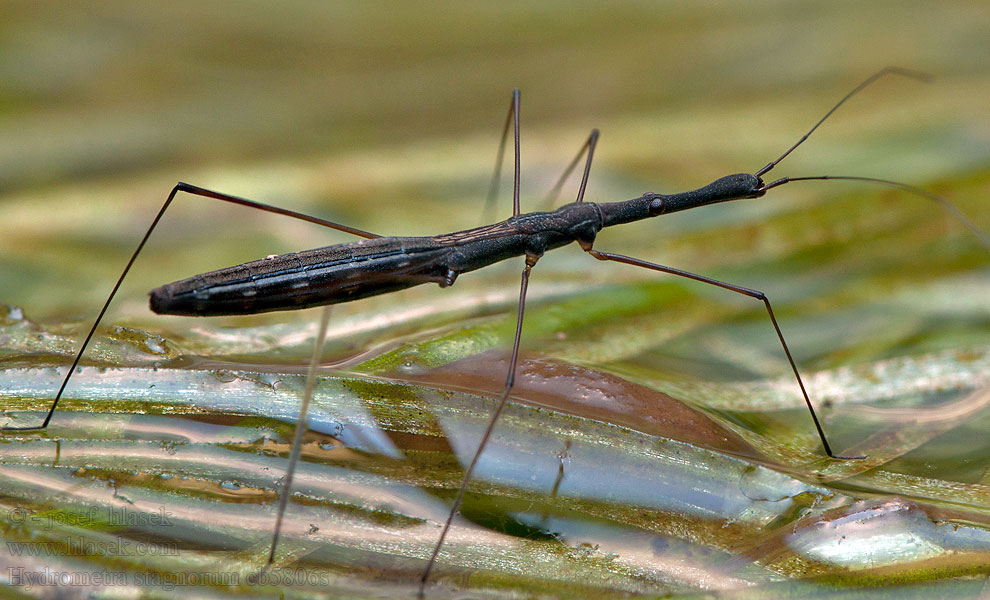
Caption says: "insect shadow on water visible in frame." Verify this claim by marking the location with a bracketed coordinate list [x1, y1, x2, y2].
[2, 67, 988, 596]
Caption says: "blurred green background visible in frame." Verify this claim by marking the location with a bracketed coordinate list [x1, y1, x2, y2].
[0, 2, 988, 599]
[1, 1, 987, 320]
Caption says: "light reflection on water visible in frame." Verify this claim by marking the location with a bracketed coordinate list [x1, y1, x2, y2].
[1, 316, 988, 598]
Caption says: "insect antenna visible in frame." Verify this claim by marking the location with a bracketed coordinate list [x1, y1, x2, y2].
[759, 175, 990, 253]
[755, 67, 931, 178]
[752, 68, 990, 254]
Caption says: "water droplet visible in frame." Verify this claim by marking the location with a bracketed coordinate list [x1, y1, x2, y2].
[0, 304, 24, 324]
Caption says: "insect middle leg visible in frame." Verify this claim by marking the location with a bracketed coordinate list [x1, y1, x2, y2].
[482, 91, 601, 219]
[420, 92, 602, 592]
[419, 252, 539, 589]
[481, 89, 522, 223]
[421, 89, 525, 588]
[541, 128, 600, 210]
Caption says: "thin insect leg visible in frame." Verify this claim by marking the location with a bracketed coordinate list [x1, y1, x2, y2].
[1, 183, 379, 432]
[584, 247, 862, 460]
[511, 89, 521, 216]
[419, 253, 539, 592]
[480, 90, 514, 222]
[174, 183, 380, 239]
[481, 89, 522, 223]
[540, 439, 572, 522]
[541, 129, 600, 210]
[267, 305, 333, 565]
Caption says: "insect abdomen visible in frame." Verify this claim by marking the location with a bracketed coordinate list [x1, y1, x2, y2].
[149, 238, 453, 316]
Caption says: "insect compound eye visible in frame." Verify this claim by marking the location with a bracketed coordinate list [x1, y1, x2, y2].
[648, 195, 666, 216]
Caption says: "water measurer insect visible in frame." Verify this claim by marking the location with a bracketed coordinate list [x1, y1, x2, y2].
[3, 67, 987, 595]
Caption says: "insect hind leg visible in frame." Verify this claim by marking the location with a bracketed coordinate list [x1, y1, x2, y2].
[1, 183, 379, 432]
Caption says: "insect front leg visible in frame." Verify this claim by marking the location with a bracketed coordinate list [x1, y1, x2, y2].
[582, 245, 863, 460]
